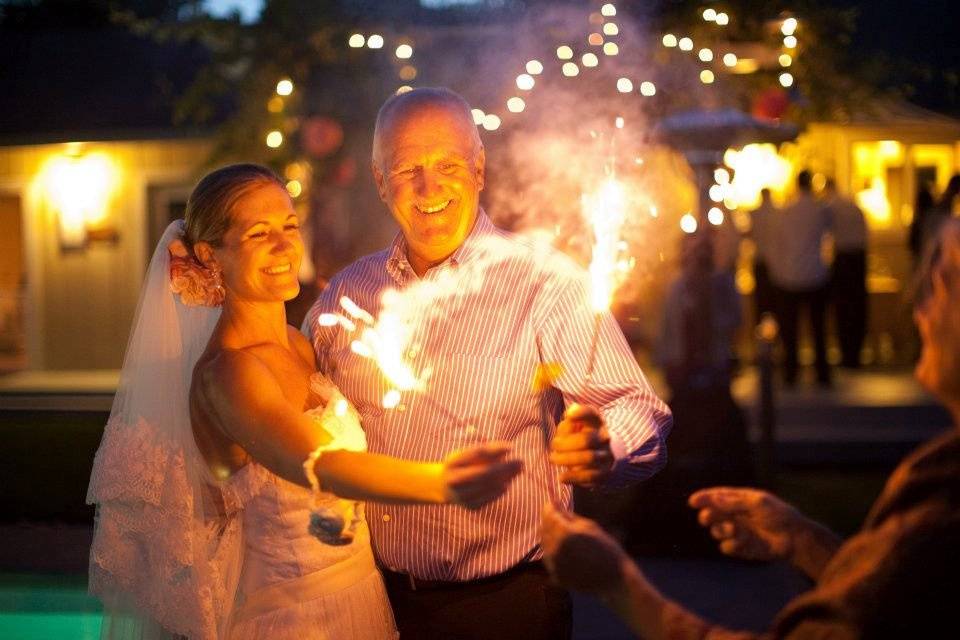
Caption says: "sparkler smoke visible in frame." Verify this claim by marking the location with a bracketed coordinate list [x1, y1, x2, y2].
[329, 4, 736, 416]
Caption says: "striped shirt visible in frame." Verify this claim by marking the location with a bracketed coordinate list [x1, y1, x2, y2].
[302, 211, 672, 581]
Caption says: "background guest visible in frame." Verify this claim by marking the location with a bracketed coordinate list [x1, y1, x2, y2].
[824, 178, 868, 369]
[768, 170, 833, 387]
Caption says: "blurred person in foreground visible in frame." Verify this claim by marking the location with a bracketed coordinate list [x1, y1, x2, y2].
[824, 178, 868, 369]
[542, 219, 960, 639]
[302, 87, 672, 639]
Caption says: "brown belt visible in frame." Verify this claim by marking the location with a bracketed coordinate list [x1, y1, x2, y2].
[381, 561, 546, 592]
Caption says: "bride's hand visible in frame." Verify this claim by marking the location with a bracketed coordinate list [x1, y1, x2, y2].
[441, 442, 523, 509]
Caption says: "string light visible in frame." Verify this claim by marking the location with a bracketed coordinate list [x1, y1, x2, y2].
[723, 53, 738, 66]
[616, 78, 633, 93]
[516, 73, 535, 90]
[680, 213, 698, 234]
[562, 62, 580, 77]
[709, 185, 724, 202]
[784, 35, 797, 48]
[779, 72, 794, 87]
[399, 65, 417, 81]
[582, 52, 599, 67]
[266, 131, 283, 148]
[395, 44, 413, 59]
[615, 116, 624, 128]
[640, 81, 656, 96]
[471, 108, 485, 125]
[603, 23, 619, 36]
[526, 60, 543, 74]
[782, 17, 798, 36]
[601, 3, 616, 17]
[367, 34, 384, 49]
[715, 168, 731, 184]
[286, 180, 302, 198]
[715, 12, 729, 26]
[482, 114, 501, 131]
[267, 96, 283, 113]
[396, 85, 413, 94]
[588, 33, 604, 46]
[557, 45, 573, 60]
[603, 42, 619, 55]
[348, 33, 364, 48]
[679, 37, 694, 51]
[507, 97, 525, 113]
[698, 48, 714, 62]
[276, 78, 293, 96]
[703, 8, 717, 21]
[700, 69, 715, 84]
[662, 34, 678, 47]
[779, 53, 793, 67]
[708, 207, 725, 225]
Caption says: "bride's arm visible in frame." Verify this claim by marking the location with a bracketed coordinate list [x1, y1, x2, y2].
[194, 350, 521, 506]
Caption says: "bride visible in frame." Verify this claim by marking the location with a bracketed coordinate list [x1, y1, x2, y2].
[87, 163, 522, 639]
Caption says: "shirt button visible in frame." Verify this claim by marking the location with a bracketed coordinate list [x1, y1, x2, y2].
[382, 513, 392, 522]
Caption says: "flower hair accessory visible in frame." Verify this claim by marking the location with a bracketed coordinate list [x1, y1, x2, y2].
[168, 222, 225, 307]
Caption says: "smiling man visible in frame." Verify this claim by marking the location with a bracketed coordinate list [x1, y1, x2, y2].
[303, 87, 672, 639]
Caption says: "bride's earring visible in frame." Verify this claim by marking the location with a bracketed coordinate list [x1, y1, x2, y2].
[209, 263, 225, 306]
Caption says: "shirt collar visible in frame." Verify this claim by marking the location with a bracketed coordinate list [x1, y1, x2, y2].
[385, 208, 495, 284]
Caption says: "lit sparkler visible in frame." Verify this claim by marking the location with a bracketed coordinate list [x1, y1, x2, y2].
[581, 175, 633, 380]
[317, 295, 473, 430]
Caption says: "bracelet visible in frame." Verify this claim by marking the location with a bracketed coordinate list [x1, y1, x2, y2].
[302, 445, 327, 507]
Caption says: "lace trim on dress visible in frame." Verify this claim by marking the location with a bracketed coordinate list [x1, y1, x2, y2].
[87, 415, 243, 640]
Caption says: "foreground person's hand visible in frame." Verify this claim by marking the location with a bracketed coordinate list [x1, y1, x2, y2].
[550, 403, 614, 488]
[689, 485, 843, 582]
[541, 502, 629, 594]
[688, 487, 803, 563]
[442, 441, 523, 509]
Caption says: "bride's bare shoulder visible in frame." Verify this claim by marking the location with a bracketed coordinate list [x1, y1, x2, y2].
[193, 347, 275, 403]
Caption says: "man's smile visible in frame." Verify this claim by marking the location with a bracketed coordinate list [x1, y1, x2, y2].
[416, 200, 452, 215]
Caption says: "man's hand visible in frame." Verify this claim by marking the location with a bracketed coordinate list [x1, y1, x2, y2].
[541, 502, 630, 594]
[549, 403, 613, 487]
[688, 487, 805, 562]
[689, 486, 843, 580]
[442, 441, 523, 509]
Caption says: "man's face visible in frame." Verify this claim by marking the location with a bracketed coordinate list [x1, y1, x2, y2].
[373, 103, 485, 275]
[915, 236, 960, 407]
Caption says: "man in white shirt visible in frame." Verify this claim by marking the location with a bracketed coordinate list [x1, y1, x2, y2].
[767, 171, 833, 386]
[825, 178, 868, 368]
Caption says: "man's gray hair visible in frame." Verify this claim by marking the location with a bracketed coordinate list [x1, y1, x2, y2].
[372, 87, 482, 169]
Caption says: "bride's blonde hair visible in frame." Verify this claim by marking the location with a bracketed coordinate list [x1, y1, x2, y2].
[184, 163, 284, 251]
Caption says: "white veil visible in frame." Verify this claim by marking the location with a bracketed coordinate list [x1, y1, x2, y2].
[87, 220, 241, 639]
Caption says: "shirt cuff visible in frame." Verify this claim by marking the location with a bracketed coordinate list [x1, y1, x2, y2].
[608, 428, 628, 461]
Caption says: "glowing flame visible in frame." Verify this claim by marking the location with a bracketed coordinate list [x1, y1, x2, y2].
[318, 296, 428, 408]
[582, 178, 631, 312]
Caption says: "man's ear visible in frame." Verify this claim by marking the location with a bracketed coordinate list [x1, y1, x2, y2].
[372, 161, 388, 203]
[475, 146, 486, 192]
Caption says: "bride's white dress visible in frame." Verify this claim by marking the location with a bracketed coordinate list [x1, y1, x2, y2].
[224, 404, 397, 640]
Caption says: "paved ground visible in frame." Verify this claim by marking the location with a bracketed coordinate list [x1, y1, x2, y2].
[0, 367, 949, 637]
[0, 523, 808, 639]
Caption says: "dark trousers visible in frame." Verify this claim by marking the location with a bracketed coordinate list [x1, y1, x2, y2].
[831, 250, 867, 368]
[777, 283, 830, 385]
[382, 562, 572, 640]
[754, 260, 776, 319]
